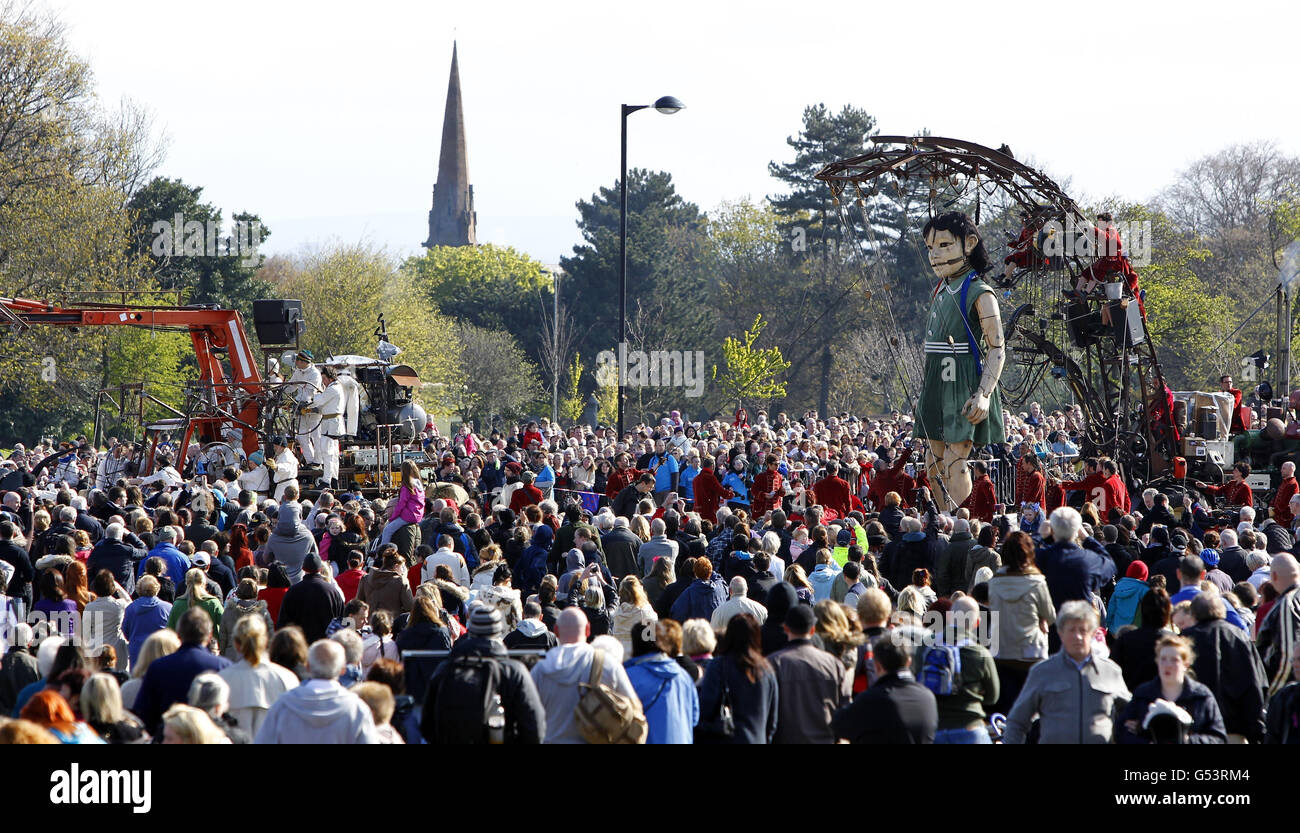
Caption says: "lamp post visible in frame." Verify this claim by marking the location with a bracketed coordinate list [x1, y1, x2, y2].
[618, 95, 684, 438]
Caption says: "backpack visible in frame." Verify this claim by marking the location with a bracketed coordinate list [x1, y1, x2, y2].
[920, 643, 963, 696]
[429, 654, 502, 744]
[575, 648, 647, 744]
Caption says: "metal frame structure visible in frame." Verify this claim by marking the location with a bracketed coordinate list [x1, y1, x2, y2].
[816, 135, 1176, 483]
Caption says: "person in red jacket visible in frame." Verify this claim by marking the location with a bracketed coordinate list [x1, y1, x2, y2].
[868, 446, 914, 510]
[335, 553, 365, 601]
[1195, 461, 1254, 508]
[1018, 453, 1046, 508]
[690, 456, 733, 525]
[1045, 476, 1066, 514]
[509, 470, 545, 513]
[813, 461, 853, 520]
[960, 460, 997, 524]
[604, 453, 641, 503]
[1273, 461, 1298, 526]
[751, 454, 785, 520]
[1059, 458, 1109, 515]
[1220, 374, 1246, 435]
[520, 421, 545, 451]
[1100, 459, 1131, 517]
[732, 408, 750, 429]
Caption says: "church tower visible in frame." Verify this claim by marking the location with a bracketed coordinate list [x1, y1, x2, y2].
[424, 42, 477, 248]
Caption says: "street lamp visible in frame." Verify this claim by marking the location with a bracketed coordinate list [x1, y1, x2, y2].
[618, 95, 684, 438]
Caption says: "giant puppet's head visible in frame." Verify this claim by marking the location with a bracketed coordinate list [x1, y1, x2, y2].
[923, 211, 989, 281]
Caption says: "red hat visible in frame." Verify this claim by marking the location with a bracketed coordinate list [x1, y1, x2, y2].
[1125, 561, 1149, 581]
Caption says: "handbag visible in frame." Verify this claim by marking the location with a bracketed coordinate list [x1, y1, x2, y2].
[698, 659, 736, 740]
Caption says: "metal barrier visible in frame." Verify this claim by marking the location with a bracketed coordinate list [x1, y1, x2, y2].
[974, 454, 1078, 508]
[401, 648, 550, 669]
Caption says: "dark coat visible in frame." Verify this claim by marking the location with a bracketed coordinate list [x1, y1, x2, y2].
[601, 528, 643, 580]
[418, 635, 544, 744]
[1112, 625, 1169, 691]
[669, 574, 728, 622]
[1037, 536, 1116, 611]
[394, 621, 453, 704]
[832, 670, 938, 744]
[131, 643, 231, 733]
[654, 574, 695, 621]
[0, 539, 35, 604]
[1184, 618, 1267, 741]
[697, 653, 779, 744]
[276, 574, 343, 644]
[86, 537, 148, 592]
[1117, 677, 1227, 744]
[1216, 545, 1251, 584]
[760, 583, 799, 656]
[0, 647, 40, 715]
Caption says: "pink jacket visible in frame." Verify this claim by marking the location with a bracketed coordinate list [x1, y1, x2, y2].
[390, 484, 425, 525]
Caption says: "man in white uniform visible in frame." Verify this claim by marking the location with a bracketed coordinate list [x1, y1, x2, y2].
[303, 365, 344, 490]
[288, 349, 322, 465]
[238, 450, 272, 499]
[270, 437, 300, 502]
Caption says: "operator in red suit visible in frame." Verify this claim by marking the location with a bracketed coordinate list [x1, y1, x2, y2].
[604, 452, 643, 503]
[960, 460, 997, 524]
[1272, 461, 1298, 527]
[1195, 461, 1254, 507]
[1220, 374, 1246, 435]
[1059, 457, 1128, 520]
[690, 456, 734, 526]
[1076, 212, 1144, 318]
[812, 461, 853, 520]
[751, 454, 785, 519]
[868, 446, 915, 510]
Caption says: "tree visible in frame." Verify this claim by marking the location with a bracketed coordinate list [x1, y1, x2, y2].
[712, 315, 790, 411]
[453, 323, 542, 427]
[126, 177, 270, 320]
[560, 169, 709, 375]
[404, 243, 552, 364]
[262, 243, 461, 397]
[768, 103, 877, 258]
[558, 353, 585, 425]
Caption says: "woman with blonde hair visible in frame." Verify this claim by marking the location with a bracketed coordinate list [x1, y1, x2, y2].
[217, 615, 300, 737]
[81, 673, 149, 744]
[161, 703, 229, 744]
[630, 514, 652, 544]
[813, 600, 861, 671]
[612, 574, 657, 656]
[784, 564, 815, 605]
[168, 567, 224, 644]
[121, 629, 181, 709]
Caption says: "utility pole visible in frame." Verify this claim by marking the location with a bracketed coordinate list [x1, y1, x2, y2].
[552, 269, 560, 425]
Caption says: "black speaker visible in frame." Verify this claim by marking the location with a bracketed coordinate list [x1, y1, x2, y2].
[252, 299, 303, 345]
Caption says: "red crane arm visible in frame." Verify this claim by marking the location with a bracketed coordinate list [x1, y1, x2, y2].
[2, 297, 266, 453]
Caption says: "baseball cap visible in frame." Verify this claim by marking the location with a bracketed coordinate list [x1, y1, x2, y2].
[192, 552, 211, 567]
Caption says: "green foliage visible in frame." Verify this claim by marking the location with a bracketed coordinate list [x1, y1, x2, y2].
[560, 168, 709, 387]
[712, 314, 790, 410]
[558, 353, 585, 425]
[452, 323, 542, 427]
[126, 177, 271, 320]
[403, 243, 551, 362]
[262, 243, 461, 401]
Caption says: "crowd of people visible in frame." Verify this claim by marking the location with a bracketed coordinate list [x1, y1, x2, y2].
[0, 401, 1298, 744]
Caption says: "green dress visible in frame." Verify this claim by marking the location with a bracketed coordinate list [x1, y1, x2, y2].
[914, 272, 1006, 446]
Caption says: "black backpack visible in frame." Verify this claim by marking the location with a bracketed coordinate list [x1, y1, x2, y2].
[428, 654, 502, 744]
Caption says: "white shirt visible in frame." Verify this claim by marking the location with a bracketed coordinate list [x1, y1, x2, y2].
[239, 465, 271, 495]
[423, 548, 470, 587]
[272, 450, 299, 501]
[312, 382, 345, 436]
[288, 364, 322, 404]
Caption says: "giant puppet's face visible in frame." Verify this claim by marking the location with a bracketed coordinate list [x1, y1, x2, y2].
[925, 227, 979, 281]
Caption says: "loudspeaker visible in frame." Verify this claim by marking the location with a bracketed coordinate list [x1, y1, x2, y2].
[252, 299, 303, 345]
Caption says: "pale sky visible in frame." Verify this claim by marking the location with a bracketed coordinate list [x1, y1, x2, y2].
[51, 0, 1300, 266]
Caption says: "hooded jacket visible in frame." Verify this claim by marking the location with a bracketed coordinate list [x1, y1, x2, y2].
[254, 678, 380, 744]
[356, 569, 414, 618]
[1105, 577, 1150, 632]
[475, 583, 523, 629]
[220, 599, 274, 660]
[503, 618, 558, 651]
[517, 525, 553, 593]
[760, 582, 799, 656]
[935, 530, 975, 597]
[419, 635, 546, 744]
[809, 562, 841, 603]
[266, 505, 319, 585]
[530, 642, 638, 743]
[986, 571, 1056, 661]
[623, 652, 699, 744]
[669, 574, 728, 623]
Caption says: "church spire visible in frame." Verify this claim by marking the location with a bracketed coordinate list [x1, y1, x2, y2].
[424, 41, 477, 247]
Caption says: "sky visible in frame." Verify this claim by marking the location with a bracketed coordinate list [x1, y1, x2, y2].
[49, 0, 1300, 266]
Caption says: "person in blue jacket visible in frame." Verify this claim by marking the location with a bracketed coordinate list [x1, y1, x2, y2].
[670, 557, 728, 622]
[1106, 560, 1151, 631]
[624, 614, 698, 744]
[721, 455, 750, 512]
